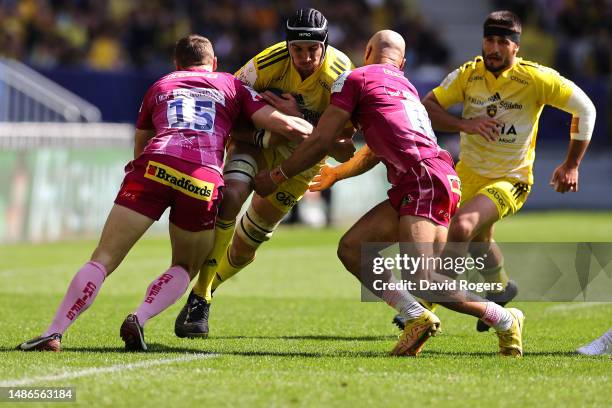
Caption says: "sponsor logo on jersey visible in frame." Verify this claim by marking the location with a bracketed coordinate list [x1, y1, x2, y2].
[467, 96, 486, 106]
[510, 75, 529, 85]
[488, 92, 501, 103]
[468, 75, 484, 82]
[486, 187, 506, 211]
[383, 68, 404, 78]
[318, 79, 331, 92]
[157, 88, 226, 106]
[487, 104, 497, 117]
[496, 123, 518, 136]
[499, 100, 523, 110]
[145, 161, 214, 201]
[276, 191, 298, 208]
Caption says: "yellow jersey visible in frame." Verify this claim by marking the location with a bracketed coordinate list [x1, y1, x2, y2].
[235, 41, 353, 157]
[433, 56, 575, 184]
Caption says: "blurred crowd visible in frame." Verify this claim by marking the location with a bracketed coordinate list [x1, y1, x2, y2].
[0, 0, 610, 79]
[498, 0, 611, 79]
[0, 0, 448, 74]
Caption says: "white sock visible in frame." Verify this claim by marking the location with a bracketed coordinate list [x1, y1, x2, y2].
[481, 303, 513, 331]
[380, 275, 425, 319]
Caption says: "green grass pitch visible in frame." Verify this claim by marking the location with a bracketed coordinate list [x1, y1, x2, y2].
[1, 211, 611, 407]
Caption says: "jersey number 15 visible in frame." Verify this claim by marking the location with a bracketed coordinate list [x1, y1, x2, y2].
[167, 96, 216, 132]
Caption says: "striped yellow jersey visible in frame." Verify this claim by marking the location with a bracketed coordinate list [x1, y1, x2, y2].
[235, 41, 353, 157]
[433, 56, 575, 184]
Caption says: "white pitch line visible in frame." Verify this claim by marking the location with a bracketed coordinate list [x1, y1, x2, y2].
[0, 353, 219, 387]
[545, 302, 611, 313]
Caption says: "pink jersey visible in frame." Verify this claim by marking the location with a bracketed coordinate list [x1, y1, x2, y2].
[136, 68, 266, 173]
[330, 64, 441, 185]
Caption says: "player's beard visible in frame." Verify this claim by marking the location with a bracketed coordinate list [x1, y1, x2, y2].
[482, 48, 511, 74]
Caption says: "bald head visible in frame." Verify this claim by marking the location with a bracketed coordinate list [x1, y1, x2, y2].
[364, 30, 406, 68]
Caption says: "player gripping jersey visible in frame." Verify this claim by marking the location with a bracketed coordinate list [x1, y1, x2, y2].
[255, 30, 526, 357]
[175, 8, 355, 339]
[17, 35, 312, 352]
[229, 40, 353, 206]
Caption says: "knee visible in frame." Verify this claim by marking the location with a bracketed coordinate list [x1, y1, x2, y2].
[219, 184, 251, 219]
[337, 234, 359, 271]
[448, 215, 477, 242]
[228, 242, 254, 267]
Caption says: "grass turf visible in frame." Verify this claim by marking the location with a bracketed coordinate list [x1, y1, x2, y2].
[1, 211, 611, 407]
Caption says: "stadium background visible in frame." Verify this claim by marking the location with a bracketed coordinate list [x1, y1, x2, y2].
[1, 2, 611, 406]
[1, 0, 611, 242]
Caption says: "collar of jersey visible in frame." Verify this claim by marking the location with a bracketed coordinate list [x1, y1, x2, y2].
[183, 66, 213, 73]
[482, 57, 521, 81]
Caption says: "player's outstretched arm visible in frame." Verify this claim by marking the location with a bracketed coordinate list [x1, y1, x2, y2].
[309, 145, 379, 192]
[250, 105, 313, 144]
[549, 82, 595, 193]
[422, 91, 499, 141]
[134, 128, 155, 158]
[254, 105, 351, 196]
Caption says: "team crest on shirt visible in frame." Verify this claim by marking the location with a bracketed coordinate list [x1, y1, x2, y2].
[486, 104, 497, 117]
[447, 175, 462, 196]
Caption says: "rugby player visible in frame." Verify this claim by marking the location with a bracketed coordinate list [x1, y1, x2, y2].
[17, 34, 312, 352]
[314, 11, 596, 333]
[254, 30, 525, 357]
[174, 8, 355, 338]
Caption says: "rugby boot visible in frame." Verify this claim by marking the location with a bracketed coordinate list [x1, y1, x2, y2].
[120, 314, 147, 351]
[391, 309, 441, 357]
[17, 333, 62, 352]
[174, 290, 210, 338]
[495, 308, 524, 357]
[392, 300, 438, 330]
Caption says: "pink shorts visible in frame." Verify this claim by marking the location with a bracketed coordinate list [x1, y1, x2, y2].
[387, 151, 461, 228]
[115, 154, 223, 232]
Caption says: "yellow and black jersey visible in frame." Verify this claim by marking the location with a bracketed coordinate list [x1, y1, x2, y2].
[433, 56, 575, 184]
[235, 41, 354, 126]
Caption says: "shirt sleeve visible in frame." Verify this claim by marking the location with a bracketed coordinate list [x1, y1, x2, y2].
[234, 58, 260, 88]
[432, 64, 469, 109]
[234, 79, 268, 119]
[533, 65, 573, 108]
[135, 86, 155, 130]
[330, 70, 360, 114]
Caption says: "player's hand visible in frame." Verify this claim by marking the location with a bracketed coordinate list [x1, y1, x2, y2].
[550, 163, 579, 193]
[261, 91, 302, 118]
[309, 165, 339, 192]
[329, 137, 356, 162]
[460, 117, 500, 142]
[253, 170, 278, 197]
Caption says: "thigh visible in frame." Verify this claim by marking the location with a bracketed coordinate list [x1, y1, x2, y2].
[169, 222, 216, 278]
[92, 204, 155, 274]
[342, 200, 400, 247]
